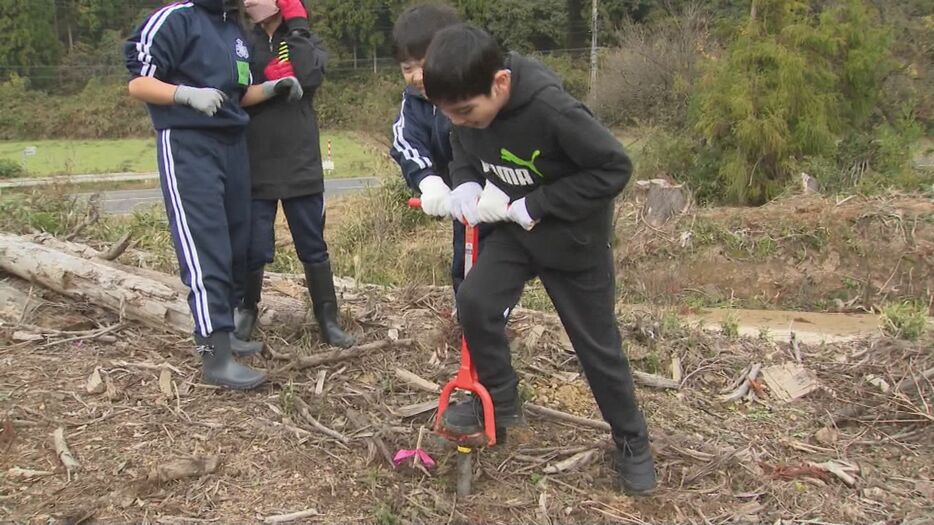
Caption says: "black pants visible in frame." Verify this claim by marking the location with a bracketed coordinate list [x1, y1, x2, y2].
[157, 128, 250, 338]
[456, 222, 646, 440]
[247, 193, 328, 271]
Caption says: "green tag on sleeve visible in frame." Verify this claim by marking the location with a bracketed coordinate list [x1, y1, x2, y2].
[237, 61, 250, 86]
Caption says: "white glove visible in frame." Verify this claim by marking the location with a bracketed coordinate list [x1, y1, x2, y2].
[174, 85, 227, 116]
[476, 182, 511, 223]
[507, 197, 537, 231]
[450, 182, 483, 225]
[417, 175, 451, 217]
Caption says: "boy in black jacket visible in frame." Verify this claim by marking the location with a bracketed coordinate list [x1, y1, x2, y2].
[422, 24, 657, 495]
[234, 0, 354, 348]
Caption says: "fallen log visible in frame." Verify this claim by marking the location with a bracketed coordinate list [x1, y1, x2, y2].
[0, 233, 314, 335]
[1, 232, 193, 334]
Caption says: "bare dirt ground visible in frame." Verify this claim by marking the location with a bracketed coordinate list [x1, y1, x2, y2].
[1, 276, 931, 524]
[615, 193, 934, 313]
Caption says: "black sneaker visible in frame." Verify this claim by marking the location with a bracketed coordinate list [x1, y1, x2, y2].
[615, 436, 657, 495]
[441, 379, 524, 437]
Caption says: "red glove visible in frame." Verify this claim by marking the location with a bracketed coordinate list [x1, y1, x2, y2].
[276, 0, 307, 20]
[264, 58, 296, 81]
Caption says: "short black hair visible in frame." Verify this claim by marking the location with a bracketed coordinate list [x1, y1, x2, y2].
[392, 4, 461, 63]
[423, 24, 505, 104]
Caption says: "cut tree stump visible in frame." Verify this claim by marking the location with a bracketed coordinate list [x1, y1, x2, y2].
[635, 179, 691, 227]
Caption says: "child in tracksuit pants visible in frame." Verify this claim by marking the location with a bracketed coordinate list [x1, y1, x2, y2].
[389, 4, 495, 294]
[421, 24, 657, 495]
[124, 0, 302, 390]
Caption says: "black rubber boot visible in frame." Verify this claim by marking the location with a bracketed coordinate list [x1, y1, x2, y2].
[230, 333, 263, 357]
[614, 426, 657, 496]
[195, 332, 267, 390]
[441, 378, 524, 437]
[233, 268, 264, 341]
[304, 261, 354, 348]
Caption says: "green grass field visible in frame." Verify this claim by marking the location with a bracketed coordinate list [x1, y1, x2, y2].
[0, 131, 379, 179]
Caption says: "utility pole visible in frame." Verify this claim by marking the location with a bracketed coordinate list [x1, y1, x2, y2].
[589, 0, 598, 105]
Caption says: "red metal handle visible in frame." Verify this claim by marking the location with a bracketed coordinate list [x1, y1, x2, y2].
[434, 338, 497, 446]
[405, 197, 495, 446]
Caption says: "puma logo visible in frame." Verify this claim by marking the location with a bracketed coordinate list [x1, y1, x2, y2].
[500, 148, 543, 178]
[482, 159, 535, 186]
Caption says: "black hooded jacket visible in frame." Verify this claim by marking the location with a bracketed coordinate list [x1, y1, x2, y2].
[245, 12, 328, 200]
[450, 53, 633, 269]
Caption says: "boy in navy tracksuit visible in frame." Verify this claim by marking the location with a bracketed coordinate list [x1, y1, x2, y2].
[233, 0, 355, 349]
[124, 0, 302, 390]
[422, 24, 657, 494]
[389, 4, 497, 294]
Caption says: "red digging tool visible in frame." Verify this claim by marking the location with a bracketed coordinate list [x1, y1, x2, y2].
[408, 197, 495, 496]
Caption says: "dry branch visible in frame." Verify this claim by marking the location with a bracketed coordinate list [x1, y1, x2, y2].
[543, 449, 598, 474]
[671, 357, 683, 384]
[720, 364, 763, 402]
[896, 367, 934, 394]
[40, 323, 123, 349]
[314, 370, 327, 395]
[394, 368, 441, 393]
[53, 427, 81, 478]
[262, 509, 321, 524]
[292, 397, 349, 444]
[147, 455, 220, 483]
[390, 400, 438, 419]
[272, 339, 412, 375]
[525, 403, 611, 432]
[6, 467, 54, 480]
[99, 231, 133, 261]
[684, 447, 744, 486]
[633, 370, 681, 390]
[809, 460, 860, 487]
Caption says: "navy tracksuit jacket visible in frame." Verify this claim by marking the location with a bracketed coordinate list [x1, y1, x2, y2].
[389, 86, 493, 291]
[124, 0, 252, 337]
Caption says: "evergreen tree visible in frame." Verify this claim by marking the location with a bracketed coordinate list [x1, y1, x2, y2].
[691, 0, 896, 204]
[0, 0, 63, 80]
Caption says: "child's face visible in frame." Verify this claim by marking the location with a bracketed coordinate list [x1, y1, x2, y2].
[435, 70, 511, 129]
[401, 59, 426, 96]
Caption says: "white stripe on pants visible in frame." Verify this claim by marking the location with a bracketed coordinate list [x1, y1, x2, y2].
[160, 129, 213, 336]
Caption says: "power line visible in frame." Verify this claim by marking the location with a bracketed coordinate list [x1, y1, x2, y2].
[0, 46, 603, 71]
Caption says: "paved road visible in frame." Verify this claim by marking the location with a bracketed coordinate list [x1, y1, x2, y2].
[79, 176, 381, 215]
[0, 172, 159, 189]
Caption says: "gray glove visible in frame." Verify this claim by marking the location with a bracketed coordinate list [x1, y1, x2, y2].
[174, 85, 227, 116]
[262, 76, 304, 102]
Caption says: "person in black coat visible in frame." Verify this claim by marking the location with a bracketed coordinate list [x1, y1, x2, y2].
[235, 0, 354, 348]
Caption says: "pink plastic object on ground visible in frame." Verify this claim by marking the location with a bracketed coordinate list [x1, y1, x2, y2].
[392, 449, 436, 470]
